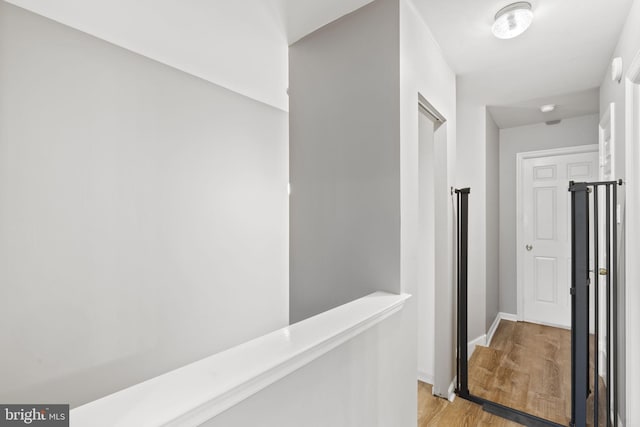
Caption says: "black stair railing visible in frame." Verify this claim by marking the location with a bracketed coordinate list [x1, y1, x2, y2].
[569, 180, 622, 427]
[454, 187, 564, 427]
[454, 180, 625, 427]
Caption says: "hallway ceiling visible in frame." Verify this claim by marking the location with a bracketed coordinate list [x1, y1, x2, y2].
[488, 88, 599, 129]
[3, 0, 374, 111]
[285, 0, 374, 44]
[413, 0, 634, 106]
[5, 0, 633, 118]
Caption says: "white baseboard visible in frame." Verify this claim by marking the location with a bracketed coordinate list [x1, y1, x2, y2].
[520, 316, 570, 330]
[500, 312, 518, 322]
[468, 334, 486, 359]
[486, 314, 502, 347]
[467, 312, 519, 360]
[487, 312, 518, 347]
[417, 370, 434, 385]
[447, 377, 456, 402]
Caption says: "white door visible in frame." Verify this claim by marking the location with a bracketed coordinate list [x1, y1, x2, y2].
[522, 150, 599, 327]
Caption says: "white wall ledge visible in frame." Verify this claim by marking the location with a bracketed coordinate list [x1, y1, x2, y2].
[70, 291, 411, 427]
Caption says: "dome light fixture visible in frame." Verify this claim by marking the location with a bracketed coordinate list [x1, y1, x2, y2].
[492, 2, 533, 40]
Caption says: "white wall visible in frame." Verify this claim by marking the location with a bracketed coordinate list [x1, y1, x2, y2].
[498, 114, 599, 314]
[400, 0, 457, 396]
[289, 0, 401, 322]
[599, 0, 640, 422]
[4, 0, 289, 111]
[485, 111, 499, 330]
[0, 2, 288, 407]
[202, 307, 414, 427]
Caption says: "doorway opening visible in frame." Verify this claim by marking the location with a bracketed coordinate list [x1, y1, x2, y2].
[417, 94, 453, 399]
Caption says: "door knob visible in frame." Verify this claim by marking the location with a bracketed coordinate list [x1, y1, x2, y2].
[526, 244, 533, 251]
[599, 268, 608, 276]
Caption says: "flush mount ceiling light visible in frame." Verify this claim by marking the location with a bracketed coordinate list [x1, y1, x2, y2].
[540, 104, 556, 113]
[492, 2, 533, 40]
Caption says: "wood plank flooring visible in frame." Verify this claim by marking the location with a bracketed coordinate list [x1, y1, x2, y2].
[469, 320, 571, 425]
[418, 382, 522, 427]
[418, 320, 608, 426]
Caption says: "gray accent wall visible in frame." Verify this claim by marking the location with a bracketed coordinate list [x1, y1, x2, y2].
[289, 0, 458, 404]
[289, 0, 401, 323]
[288, 2, 421, 419]
[0, 2, 288, 407]
[498, 114, 599, 314]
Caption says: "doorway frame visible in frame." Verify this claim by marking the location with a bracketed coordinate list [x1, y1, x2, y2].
[624, 49, 640, 426]
[516, 144, 599, 323]
[416, 93, 453, 400]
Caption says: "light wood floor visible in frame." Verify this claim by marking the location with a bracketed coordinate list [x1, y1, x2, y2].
[418, 320, 607, 426]
[469, 320, 571, 425]
[418, 382, 522, 426]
